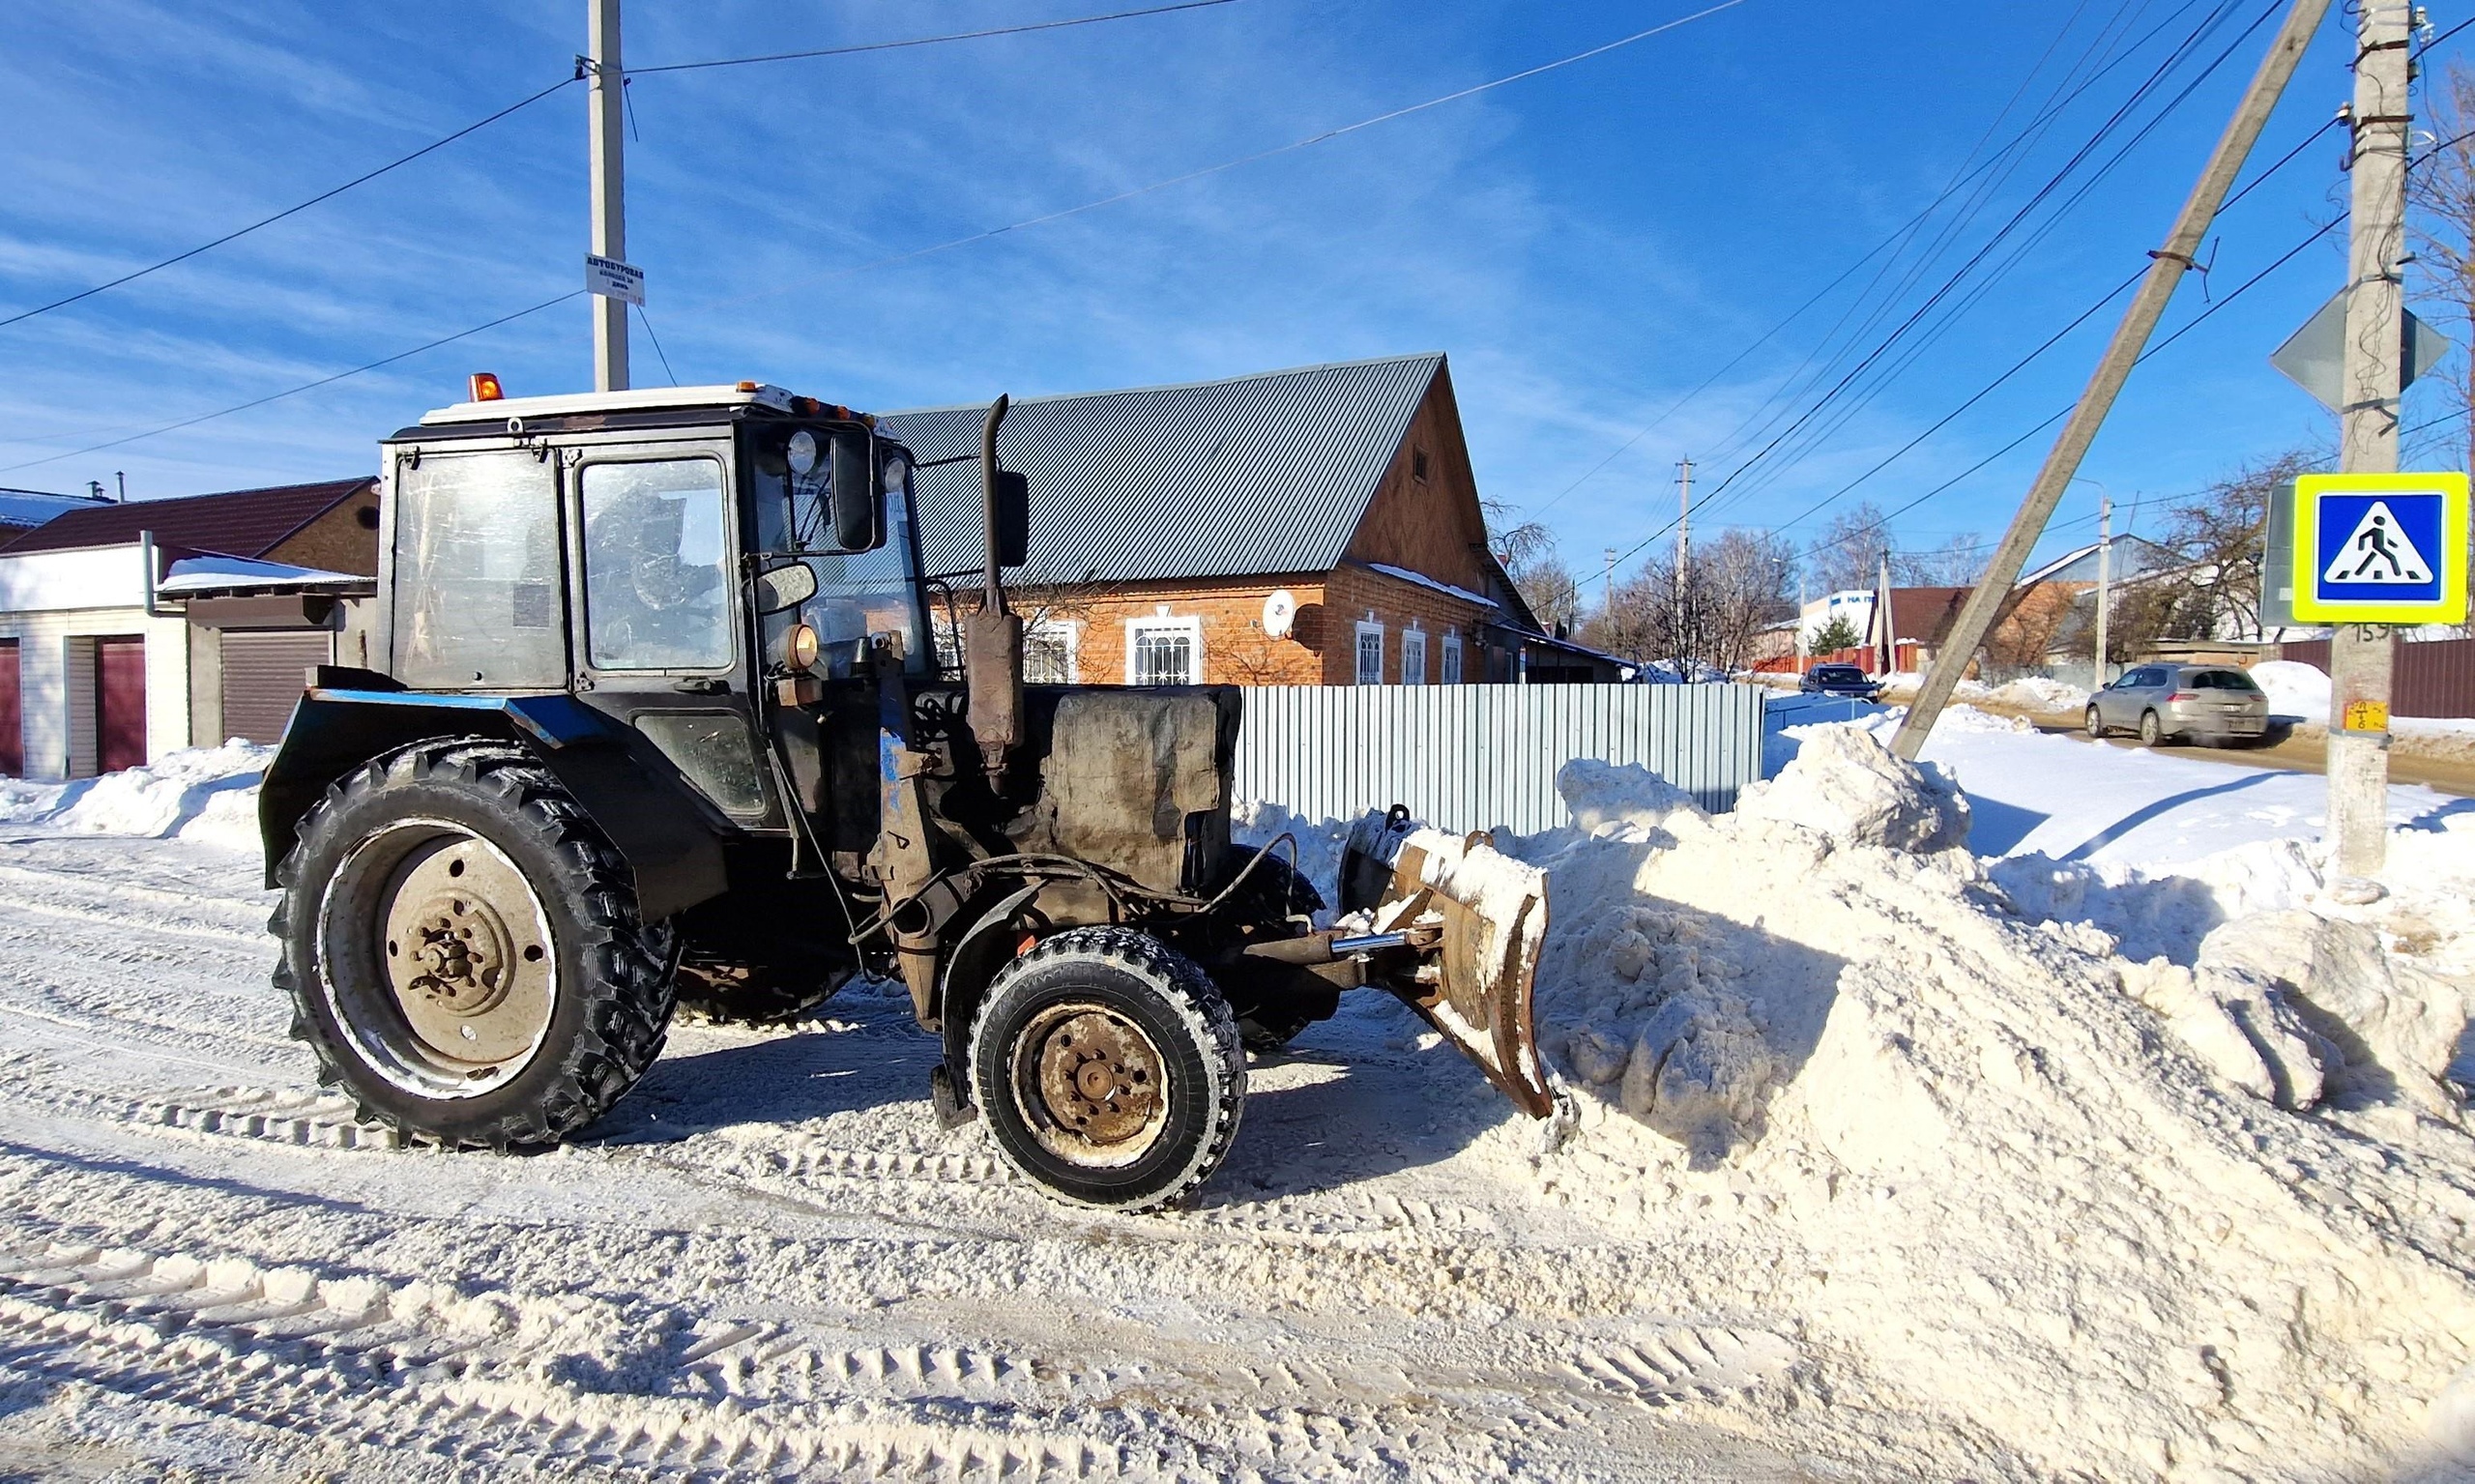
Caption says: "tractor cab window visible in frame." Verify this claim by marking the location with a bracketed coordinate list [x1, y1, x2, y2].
[747, 434, 930, 677]
[392, 451, 567, 689]
[580, 458, 733, 671]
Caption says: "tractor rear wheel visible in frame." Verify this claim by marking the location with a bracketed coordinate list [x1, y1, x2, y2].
[969, 927, 1243, 1212]
[270, 739, 675, 1149]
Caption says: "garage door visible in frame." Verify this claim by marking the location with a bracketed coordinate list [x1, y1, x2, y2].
[97, 636, 147, 774]
[0, 640, 18, 777]
[220, 630, 332, 744]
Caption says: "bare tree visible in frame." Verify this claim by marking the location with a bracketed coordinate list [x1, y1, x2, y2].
[2406, 58, 2475, 632]
[1580, 528, 1793, 674]
[1485, 503, 1581, 635]
[1892, 532, 1986, 586]
[1811, 503, 1894, 593]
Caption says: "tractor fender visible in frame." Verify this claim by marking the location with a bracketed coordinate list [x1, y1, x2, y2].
[260, 688, 730, 922]
[936, 882, 1044, 1072]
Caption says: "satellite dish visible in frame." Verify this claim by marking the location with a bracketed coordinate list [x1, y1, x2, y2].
[1262, 589, 1297, 639]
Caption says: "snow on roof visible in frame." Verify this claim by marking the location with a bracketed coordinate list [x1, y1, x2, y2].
[0, 487, 111, 530]
[156, 553, 365, 596]
[1362, 561, 1497, 609]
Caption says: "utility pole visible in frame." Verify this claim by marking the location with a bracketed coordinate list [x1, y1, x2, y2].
[1603, 548, 1616, 615]
[2093, 493, 2112, 691]
[587, 0, 629, 393]
[1877, 549, 1895, 675]
[1674, 455, 1694, 588]
[1891, 0, 2331, 761]
[2328, 0, 2413, 887]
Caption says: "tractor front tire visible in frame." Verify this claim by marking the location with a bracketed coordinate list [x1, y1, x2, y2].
[270, 739, 676, 1149]
[969, 927, 1243, 1212]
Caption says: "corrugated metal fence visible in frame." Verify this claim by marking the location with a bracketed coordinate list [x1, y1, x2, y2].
[1233, 683, 1768, 834]
[2275, 635, 2475, 718]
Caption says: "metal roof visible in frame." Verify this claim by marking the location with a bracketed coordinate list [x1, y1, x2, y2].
[884, 353, 1445, 586]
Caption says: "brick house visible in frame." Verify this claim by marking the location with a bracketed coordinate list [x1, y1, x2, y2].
[0, 479, 378, 777]
[886, 354, 1627, 686]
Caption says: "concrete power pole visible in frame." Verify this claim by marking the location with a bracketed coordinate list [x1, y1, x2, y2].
[2329, 0, 2413, 885]
[2093, 493, 2112, 691]
[588, 0, 629, 393]
[1890, 0, 2330, 762]
[1674, 456, 1694, 586]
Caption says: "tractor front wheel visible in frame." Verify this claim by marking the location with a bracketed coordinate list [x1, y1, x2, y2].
[271, 739, 675, 1149]
[969, 927, 1243, 1211]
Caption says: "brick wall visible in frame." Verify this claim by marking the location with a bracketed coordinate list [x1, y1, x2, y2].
[268, 481, 380, 576]
[965, 566, 1500, 685]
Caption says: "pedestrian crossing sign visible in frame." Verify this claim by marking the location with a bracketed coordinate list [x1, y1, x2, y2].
[2290, 472, 2469, 624]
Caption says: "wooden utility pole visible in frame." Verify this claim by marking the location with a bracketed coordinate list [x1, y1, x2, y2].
[2328, 0, 2412, 885]
[1674, 456, 1694, 591]
[588, 0, 629, 392]
[1892, 0, 2332, 761]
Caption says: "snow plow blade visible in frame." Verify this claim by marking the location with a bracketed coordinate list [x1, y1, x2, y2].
[1340, 807, 1553, 1118]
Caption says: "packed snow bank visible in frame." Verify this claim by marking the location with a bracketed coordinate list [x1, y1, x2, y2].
[1502, 738, 2475, 1479]
[2254, 659, 2334, 719]
[2252, 658, 2475, 764]
[0, 742, 271, 851]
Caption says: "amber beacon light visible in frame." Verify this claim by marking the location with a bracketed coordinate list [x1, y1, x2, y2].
[467, 372, 505, 402]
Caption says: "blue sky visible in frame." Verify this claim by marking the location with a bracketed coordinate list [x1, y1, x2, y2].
[0, 1, 2460, 591]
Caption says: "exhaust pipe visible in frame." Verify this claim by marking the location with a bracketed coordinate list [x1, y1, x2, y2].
[965, 394, 1024, 787]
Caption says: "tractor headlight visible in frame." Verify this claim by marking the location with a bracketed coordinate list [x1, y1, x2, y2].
[881, 452, 910, 494]
[784, 622, 821, 673]
[787, 429, 821, 478]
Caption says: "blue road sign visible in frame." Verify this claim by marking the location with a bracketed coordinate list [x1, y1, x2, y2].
[2289, 473, 2470, 625]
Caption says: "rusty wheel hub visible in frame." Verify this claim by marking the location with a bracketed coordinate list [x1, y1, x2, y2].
[374, 834, 555, 1070]
[1021, 1005, 1167, 1160]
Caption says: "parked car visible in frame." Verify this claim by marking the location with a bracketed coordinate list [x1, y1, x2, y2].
[2084, 663, 2269, 746]
[1799, 663, 1881, 700]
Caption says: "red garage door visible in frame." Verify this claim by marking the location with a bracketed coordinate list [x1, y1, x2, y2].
[97, 636, 146, 774]
[0, 640, 19, 777]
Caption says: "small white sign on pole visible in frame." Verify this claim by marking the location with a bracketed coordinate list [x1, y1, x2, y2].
[585, 253, 645, 306]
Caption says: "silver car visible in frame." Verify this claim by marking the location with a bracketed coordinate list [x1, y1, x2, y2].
[2085, 663, 2270, 746]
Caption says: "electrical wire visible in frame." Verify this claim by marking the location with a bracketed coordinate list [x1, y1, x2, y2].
[635, 303, 681, 386]
[0, 74, 580, 333]
[0, 290, 584, 476]
[1681, 0, 2275, 528]
[684, 0, 1756, 315]
[1520, 0, 2201, 523]
[631, 0, 1246, 74]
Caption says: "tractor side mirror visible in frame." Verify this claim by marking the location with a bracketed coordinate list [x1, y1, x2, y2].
[752, 559, 818, 616]
[993, 469, 1029, 569]
[830, 431, 880, 551]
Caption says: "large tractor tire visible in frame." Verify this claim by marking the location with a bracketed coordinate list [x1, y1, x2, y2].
[969, 927, 1244, 1212]
[270, 739, 676, 1149]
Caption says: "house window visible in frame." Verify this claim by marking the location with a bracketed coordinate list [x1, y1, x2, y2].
[1025, 618, 1077, 683]
[1354, 619, 1384, 684]
[1412, 447, 1429, 481]
[1126, 615, 1202, 685]
[1440, 629, 1463, 684]
[1401, 626, 1426, 685]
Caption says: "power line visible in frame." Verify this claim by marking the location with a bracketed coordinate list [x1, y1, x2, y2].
[1520, 0, 2208, 523]
[0, 74, 580, 333]
[0, 290, 583, 476]
[634, 304, 681, 387]
[685, 0, 1757, 315]
[633, 0, 1246, 74]
[1682, 0, 2274, 527]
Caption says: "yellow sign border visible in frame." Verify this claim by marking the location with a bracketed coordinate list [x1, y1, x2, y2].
[2289, 471, 2470, 625]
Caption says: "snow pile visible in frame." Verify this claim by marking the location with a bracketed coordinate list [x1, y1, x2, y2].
[0, 742, 271, 851]
[1555, 757, 1703, 834]
[1986, 674, 2090, 712]
[1509, 738, 2475, 1479]
[2253, 659, 2334, 720]
[1735, 723, 1970, 853]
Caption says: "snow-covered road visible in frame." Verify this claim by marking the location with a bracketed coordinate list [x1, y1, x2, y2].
[0, 829, 1820, 1482]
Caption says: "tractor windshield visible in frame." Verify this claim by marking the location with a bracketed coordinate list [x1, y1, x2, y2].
[747, 434, 933, 677]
